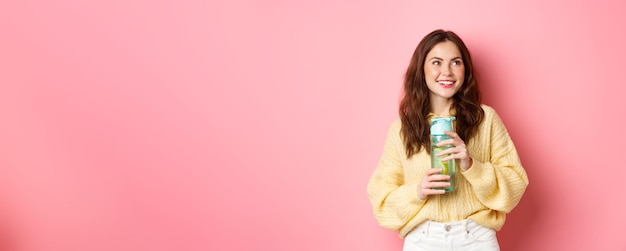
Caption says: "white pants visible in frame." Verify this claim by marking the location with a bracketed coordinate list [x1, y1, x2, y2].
[403, 220, 500, 251]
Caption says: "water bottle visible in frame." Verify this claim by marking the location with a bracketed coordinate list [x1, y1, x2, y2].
[430, 116, 457, 192]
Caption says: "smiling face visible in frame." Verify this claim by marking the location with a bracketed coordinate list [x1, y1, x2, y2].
[424, 40, 465, 103]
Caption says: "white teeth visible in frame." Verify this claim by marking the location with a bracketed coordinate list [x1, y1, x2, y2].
[438, 81, 453, 85]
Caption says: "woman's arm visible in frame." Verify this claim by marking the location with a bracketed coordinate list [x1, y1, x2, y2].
[367, 121, 427, 230]
[462, 109, 529, 213]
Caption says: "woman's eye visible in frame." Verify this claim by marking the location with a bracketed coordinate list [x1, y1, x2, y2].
[432, 61, 440, 66]
[452, 60, 463, 66]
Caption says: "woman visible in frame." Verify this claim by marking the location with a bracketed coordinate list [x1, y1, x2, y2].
[367, 29, 528, 250]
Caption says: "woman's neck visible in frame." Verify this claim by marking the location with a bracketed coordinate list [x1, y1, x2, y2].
[430, 98, 454, 116]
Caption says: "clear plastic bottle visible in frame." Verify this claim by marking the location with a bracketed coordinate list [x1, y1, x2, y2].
[430, 116, 457, 192]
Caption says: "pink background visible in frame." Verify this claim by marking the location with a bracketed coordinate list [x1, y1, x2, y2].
[1, 0, 625, 250]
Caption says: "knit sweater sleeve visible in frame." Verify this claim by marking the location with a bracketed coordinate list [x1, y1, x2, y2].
[462, 107, 529, 213]
[367, 121, 425, 230]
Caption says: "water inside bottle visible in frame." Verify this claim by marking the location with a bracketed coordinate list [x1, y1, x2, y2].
[432, 145, 456, 192]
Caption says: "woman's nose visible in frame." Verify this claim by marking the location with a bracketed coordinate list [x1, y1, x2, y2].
[441, 65, 452, 76]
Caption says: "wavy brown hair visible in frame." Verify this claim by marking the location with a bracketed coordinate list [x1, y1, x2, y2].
[400, 29, 484, 158]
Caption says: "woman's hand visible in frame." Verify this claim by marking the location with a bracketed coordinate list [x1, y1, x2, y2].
[437, 131, 473, 171]
[417, 168, 450, 200]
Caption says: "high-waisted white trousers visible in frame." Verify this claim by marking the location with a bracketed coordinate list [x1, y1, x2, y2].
[403, 219, 500, 251]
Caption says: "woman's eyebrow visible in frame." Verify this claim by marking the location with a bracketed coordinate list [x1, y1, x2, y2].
[429, 56, 462, 61]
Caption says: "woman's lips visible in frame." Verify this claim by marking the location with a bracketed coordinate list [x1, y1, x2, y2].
[438, 80, 454, 88]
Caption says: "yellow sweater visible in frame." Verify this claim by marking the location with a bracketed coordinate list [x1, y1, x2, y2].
[367, 105, 528, 238]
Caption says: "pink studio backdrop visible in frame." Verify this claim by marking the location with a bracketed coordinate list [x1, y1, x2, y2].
[1, 0, 625, 250]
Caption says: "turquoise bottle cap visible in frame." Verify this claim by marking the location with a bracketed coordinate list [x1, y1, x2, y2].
[430, 116, 456, 135]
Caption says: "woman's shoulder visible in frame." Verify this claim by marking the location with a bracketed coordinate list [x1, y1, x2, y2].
[480, 104, 495, 114]
[479, 104, 508, 128]
[480, 104, 500, 120]
[389, 118, 402, 132]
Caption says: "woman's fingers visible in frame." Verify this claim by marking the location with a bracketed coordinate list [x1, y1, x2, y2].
[418, 168, 451, 199]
